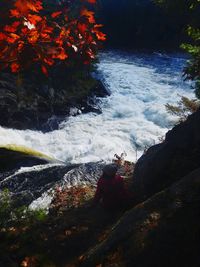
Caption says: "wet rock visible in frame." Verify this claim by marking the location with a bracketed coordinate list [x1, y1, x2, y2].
[0, 162, 104, 207]
[0, 72, 109, 131]
[0, 145, 57, 172]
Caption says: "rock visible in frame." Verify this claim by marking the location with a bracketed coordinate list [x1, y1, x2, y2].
[82, 167, 200, 267]
[133, 109, 200, 201]
[0, 71, 109, 131]
[0, 161, 104, 207]
[0, 144, 56, 172]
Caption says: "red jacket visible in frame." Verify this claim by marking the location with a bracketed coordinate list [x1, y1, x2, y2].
[94, 175, 128, 210]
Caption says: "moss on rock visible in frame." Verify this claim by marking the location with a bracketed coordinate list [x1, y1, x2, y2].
[0, 145, 55, 172]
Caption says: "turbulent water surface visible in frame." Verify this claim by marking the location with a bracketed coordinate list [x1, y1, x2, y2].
[0, 50, 194, 163]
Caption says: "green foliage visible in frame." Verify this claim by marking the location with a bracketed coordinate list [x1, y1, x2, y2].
[181, 26, 200, 98]
[155, 0, 200, 99]
[0, 189, 47, 229]
[0, 189, 12, 227]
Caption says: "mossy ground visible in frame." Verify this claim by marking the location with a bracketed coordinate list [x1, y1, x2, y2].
[0, 145, 56, 172]
[0, 145, 53, 160]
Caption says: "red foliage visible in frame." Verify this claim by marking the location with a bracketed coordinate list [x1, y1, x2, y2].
[0, 0, 106, 75]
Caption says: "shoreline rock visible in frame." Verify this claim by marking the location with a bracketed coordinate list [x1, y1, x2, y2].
[0, 71, 109, 131]
[0, 161, 104, 207]
[0, 145, 59, 172]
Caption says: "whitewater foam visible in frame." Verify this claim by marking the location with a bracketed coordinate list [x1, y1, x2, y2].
[0, 51, 194, 163]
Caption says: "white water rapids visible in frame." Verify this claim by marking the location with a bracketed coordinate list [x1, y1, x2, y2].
[0, 50, 194, 163]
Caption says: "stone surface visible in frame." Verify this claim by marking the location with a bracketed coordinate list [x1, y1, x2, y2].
[0, 145, 56, 172]
[0, 71, 109, 131]
[0, 162, 104, 207]
[133, 109, 200, 201]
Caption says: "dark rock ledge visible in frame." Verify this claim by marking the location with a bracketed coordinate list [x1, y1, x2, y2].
[0, 71, 109, 131]
[133, 108, 200, 202]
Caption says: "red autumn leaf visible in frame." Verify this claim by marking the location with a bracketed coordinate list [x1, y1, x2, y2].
[78, 23, 88, 34]
[0, 0, 105, 75]
[86, 0, 96, 3]
[51, 11, 62, 18]
[14, 0, 42, 15]
[87, 49, 95, 59]
[10, 9, 20, 17]
[17, 41, 24, 52]
[93, 25, 106, 41]
[28, 14, 42, 25]
[83, 60, 90, 65]
[10, 33, 20, 39]
[4, 23, 19, 33]
[0, 32, 7, 41]
[41, 65, 48, 75]
[94, 31, 106, 41]
[11, 62, 20, 72]
[55, 37, 63, 46]
[21, 27, 29, 35]
[43, 26, 54, 34]
[27, 30, 39, 43]
[81, 8, 95, 24]
[6, 33, 20, 43]
[40, 32, 51, 40]
[44, 57, 54, 66]
[94, 24, 104, 28]
[52, 48, 68, 60]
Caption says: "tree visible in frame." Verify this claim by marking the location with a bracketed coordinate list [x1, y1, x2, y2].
[155, 0, 200, 99]
[181, 26, 200, 99]
[0, 0, 106, 75]
[99, 0, 191, 49]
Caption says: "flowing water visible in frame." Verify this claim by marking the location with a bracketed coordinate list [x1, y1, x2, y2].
[0, 50, 194, 163]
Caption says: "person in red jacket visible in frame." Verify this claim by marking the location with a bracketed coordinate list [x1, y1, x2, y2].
[93, 164, 129, 211]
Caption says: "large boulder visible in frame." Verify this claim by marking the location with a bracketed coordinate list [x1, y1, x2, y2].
[0, 160, 104, 207]
[133, 109, 200, 201]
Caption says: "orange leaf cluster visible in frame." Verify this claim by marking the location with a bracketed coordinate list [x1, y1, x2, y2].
[0, 0, 106, 75]
[51, 185, 95, 213]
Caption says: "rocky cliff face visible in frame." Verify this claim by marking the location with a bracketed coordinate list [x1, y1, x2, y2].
[82, 167, 200, 267]
[133, 108, 200, 201]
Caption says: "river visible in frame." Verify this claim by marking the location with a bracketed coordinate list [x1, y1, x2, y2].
[0, 50, 194, 163]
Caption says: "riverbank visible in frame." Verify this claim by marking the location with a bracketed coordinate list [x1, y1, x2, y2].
[0, 51, 194, 164]
[0, 69, 108, 131]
